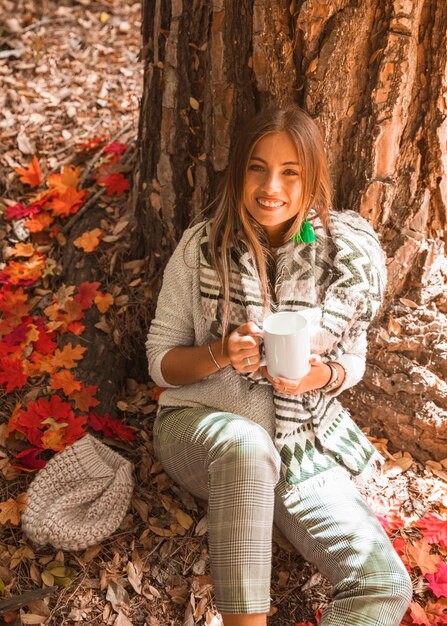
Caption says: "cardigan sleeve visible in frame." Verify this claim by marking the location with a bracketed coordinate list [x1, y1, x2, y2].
[145, 228, 199, 388]
[326, 330, 368, 397]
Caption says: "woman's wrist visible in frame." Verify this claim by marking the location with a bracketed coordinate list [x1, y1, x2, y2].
[319, 361, 346, 392]
[208, 339, 231, 371]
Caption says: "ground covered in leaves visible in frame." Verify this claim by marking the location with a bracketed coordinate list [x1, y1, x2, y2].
[1, 1, 447, 625]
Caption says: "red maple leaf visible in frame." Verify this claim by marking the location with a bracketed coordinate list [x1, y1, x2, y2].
[97, 172, 130, 195]
[417, 513, 447, 548]
[88, 411, 135, 441]
[103, 142, 128, 156]
[0, 356, 28, 392]
[5, 202, 41, 220]
[32, 318, 57, 354]
[426, 562, 447, 598]
[12, 448, 46, 471]
[74, 281, 101, 310]
[67, 321, 85, 335]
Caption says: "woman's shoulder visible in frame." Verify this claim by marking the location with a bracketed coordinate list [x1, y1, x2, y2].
[172, 220, 208, 266]
[327, 209, 379, 239]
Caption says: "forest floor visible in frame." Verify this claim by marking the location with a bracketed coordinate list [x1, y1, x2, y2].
[1, 1, 447, 626]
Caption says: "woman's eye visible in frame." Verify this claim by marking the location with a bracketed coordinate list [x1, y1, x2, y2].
[248, 164, 264, 172]
[283, 169, 299, 176]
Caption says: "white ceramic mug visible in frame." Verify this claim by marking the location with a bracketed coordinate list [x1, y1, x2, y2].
[262, 311, 311, 380]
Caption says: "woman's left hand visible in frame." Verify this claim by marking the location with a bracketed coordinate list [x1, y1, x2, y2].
[260, 354, 331, 395]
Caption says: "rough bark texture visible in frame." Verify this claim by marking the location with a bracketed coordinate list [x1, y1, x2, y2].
[134, 0, 447, 460]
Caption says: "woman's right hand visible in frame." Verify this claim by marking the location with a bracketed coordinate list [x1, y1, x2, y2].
[226, 322, 263, 373]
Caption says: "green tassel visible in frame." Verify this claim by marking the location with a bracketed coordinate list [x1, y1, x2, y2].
[292, 218, 316, 243]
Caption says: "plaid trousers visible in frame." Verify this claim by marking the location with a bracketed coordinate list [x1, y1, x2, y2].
[154, 407, 412, 622]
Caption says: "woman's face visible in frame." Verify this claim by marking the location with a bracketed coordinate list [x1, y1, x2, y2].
[243, 131, 303, 247]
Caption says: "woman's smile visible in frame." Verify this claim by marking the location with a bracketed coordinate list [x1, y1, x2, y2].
[243, 130, 303, 246]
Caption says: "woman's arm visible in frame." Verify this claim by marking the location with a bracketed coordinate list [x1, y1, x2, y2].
[146, 227, 264, 387]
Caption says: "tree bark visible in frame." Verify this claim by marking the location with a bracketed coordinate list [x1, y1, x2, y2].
[134, 0, 447, 460]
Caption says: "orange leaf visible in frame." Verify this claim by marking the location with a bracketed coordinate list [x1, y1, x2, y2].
[95, 292, 114, 313]
[0, 254, 46, 285]
[47, 165, 81, 193]
[0, 493, 27, 526]
[16, 155, 42, 187]
[405, 539, 442, 575]
[69, 385, 100, 411]
[46, 186, 88, 217]
[64, 299, 84, 323]
[73, 228, 103, 252]
[410, 598, 447, 625]
[24, 212, 54, 233]
[10, 243, 36, 258]
[52, 343, 87, 369]
[50, 370, 82, 395]
[41, 429, 65, 452]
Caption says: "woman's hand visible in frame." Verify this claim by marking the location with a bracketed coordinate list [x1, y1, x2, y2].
[260, 354, 332, 395]
[226, 322, 263, 373]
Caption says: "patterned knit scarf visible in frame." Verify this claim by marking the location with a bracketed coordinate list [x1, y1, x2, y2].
[199, 210, 387, 490]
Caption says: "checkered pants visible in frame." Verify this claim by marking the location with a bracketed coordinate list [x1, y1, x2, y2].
[154, 407, 412, 622]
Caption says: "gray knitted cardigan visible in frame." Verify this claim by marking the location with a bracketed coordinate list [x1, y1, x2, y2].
[146, 212, 382, 463]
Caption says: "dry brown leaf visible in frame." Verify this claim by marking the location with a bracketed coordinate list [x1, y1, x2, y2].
[0, 493, 27, 525]
[82, 544, 102, 563]
[399, 297, 419, 308]
[131, 497, 148, 522]
[387, 316, 402, 337]
[205, 611, 222, 626]
[115, 611, 134, 626]
[148, 525, 173, 537]
[195, 515, 208, 536]
[20, 614, 46, 625]
[175, 509, 194, 530]
[126, 561, 142, 595]
[189, 97, 199, 110]
[106, 580, 129, 612]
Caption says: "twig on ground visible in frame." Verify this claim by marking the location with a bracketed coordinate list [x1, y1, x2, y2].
[0, 586, 58, 614]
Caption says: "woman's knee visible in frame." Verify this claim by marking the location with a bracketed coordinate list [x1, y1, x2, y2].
[209, 416, 281, 479]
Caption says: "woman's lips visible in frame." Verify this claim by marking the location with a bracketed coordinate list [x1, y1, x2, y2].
[256, 197, 286, 210]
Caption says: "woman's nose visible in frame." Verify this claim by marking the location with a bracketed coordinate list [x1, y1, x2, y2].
[261, 171, 281, 193]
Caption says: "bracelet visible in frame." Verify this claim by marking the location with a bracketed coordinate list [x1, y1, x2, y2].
[320, 362, 343, 392]
[208, 343, 222, 371]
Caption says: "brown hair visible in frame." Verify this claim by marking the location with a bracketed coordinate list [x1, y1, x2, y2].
[209, 105, 332, 340]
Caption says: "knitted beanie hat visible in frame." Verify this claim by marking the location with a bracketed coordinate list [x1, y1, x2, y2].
[22, 434, 134, 551]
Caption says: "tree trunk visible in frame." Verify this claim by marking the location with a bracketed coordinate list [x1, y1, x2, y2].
[134, 0, 447, 461]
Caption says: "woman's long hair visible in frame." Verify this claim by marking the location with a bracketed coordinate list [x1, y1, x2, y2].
[209, 105, 333, 340]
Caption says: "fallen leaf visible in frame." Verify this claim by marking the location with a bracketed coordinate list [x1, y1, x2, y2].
[16, 156, 42, 187]
[126, 561, 142, 595]
[0, 493, 27, 525]
[426, 562, 447, 598]
[106, 580, 129, 612]
[73, 228, 103, 252]
[94, 292, 114, 313]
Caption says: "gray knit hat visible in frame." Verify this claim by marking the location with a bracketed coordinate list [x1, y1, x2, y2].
[22, 434, 134, 551]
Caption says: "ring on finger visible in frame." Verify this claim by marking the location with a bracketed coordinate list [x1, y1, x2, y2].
[246, 357, 251, 366]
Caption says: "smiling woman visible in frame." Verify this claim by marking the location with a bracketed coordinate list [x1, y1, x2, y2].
[146, 105, 412, 626]
[243, 132, 303, 247]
